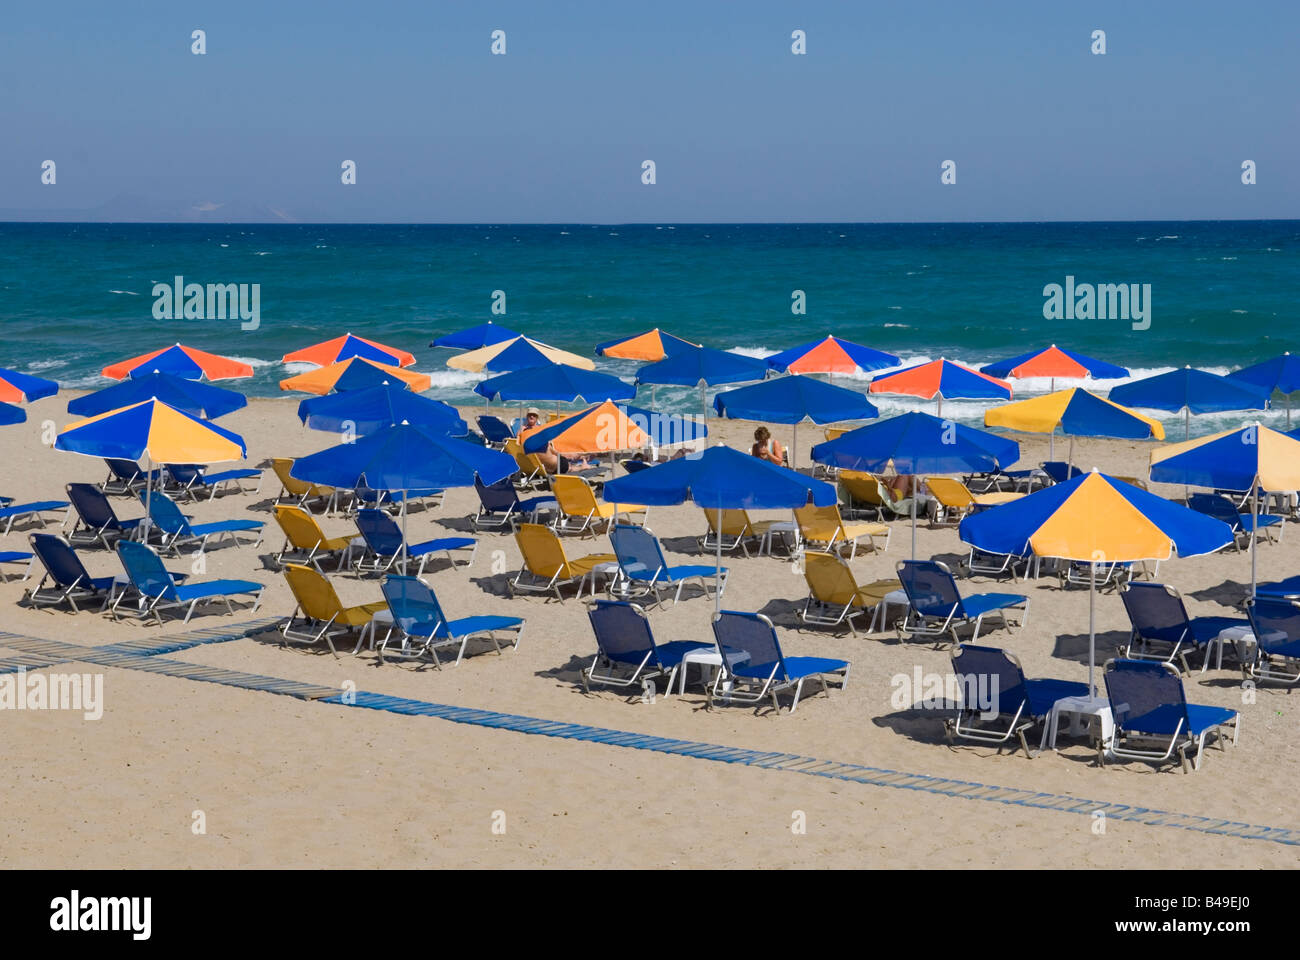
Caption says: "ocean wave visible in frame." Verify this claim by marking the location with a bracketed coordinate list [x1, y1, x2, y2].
[107, 289, 140, 296]
[727, 346, 776, 359]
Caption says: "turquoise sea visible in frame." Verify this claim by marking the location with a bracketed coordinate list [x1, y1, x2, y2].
[0, 221, 1296, 434]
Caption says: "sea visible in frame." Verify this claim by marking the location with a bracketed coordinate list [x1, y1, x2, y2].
[1, 220, 1296, 437]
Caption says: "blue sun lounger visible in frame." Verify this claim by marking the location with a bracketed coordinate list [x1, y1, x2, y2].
[66, 482, 145, 550]
[610, 523, 726, 608]
[1243, 597, 1300, 686]
[1102, 658, 1239, 773]
[0, 499, 70, 535]
[24, 534, 119, 612]
[1188, 493, 1284, 550]
[946, 644, 1090, 758]
[101, 457, 161, 496]
[0, 550, 33, 582]
[112, 540, 263, 625]
[354, 509, 476, 575]
[710, 610, 850, 713]
[582, 599, 711, 698]
[896, 559, 1028, 645]
[141, 490, 264, 554]
[476, 415, 514, 447]
[163, 463, 263, 501]
[379, 575, 524, 667]
[473, 476, 555, 530]
[1120, 581, 1248, 674]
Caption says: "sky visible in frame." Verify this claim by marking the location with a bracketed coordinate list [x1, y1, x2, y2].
[1, 0, 1296, 222]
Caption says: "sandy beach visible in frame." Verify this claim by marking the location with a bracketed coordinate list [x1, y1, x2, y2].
[1, 392, 1296, 869]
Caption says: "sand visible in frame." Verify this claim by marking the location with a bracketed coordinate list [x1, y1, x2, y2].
[0, 393, 1296, 869]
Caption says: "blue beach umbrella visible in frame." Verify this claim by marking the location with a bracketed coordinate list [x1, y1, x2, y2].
[430, 321, 520, 350]
[980, 345, 1130, 382]
[810, 411, 1021, 558]
[68, 371, 247, 420]
[1109, 367, 1270, 439]
[0, 403, 26, 426]
[474, 364, 636, 404]
[1227, 352, 1300, 428]
[594, 329, 699, 361]
[765, 336, 900, 376]
[637, 346, 769, 438]
[713, 375, 879, 468]
[297, 383, 466, 437]
[520, 401, 706, 454]
[602, 444, 837, 611]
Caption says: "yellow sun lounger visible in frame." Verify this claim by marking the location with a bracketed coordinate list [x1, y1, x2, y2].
[839, 471, 916, 521]
[510, 523, 616, 601]
[801, 551, 903, 635]
[504, 440, 550, 490]
[924, 476, 1021, 526]
[272, 458, 338, 513]
[794, 504, 889, 558]
[551, 475, 646, 537]
[280, 563, 387, 657]
[701, 508, 778, 557]
[273, 504, 360, 572]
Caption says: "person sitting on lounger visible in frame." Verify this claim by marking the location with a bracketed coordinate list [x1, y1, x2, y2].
[521, 408, 598, 474]
[751, 426, 786, 465]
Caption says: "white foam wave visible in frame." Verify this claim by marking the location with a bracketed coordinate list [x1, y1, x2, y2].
[727, 346, 776, 359]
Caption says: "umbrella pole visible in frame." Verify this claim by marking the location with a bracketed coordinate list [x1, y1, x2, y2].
[701, 384, 707, 446]
[144, 454, 153, 541]
[1288, 395, 1292, 430]
[401, 492, 408, 574]
[792, 422, 797, 471]
[1068, 437, 1074, 471]
[1049, 378, 1055, 460]
[1184, 408, 1191, 501]
[910, 486, 917, 561]
[1089, 561, 1097, 696]
[1251, 478, 1259, 599]
[715, 506, 723, 615]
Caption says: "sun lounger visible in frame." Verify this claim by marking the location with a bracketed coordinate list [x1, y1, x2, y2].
[66, 482, 144, 549]
[0, 499, 70, 535]
[379, 574, 524, 667]
[504, 440, 549, 490]
[23, 534, 119, 612]
[112, 540, 263, 625]
[476, 415, 515, 447]
[101, 457, 161, 496]
[924, 476, 1018, 526]
[141, 490, 263, 555]
[550, 475, 645, 536]
[0, 551, 34, 582]
[801, 550, 901, 635]
[273, 504, 360, 572]
[701, 508, 777, 557]
[1040, 461, 1083, 485]
[473, 475, 556, 529]
[794, 504, 889, 558]
[896, 559, 1028, 645]
[271, 457, 339, 513]
[163, 462, 262, 501]
[280, 563, 387, 656]
[352, 508, 476, 575]
[710, 610, 850, 713]
[1243, 597, 1300, 686]
[1188, 492, 1284, 550]
[581, 599, 711, 697]
[1102, 658, 1239, 773]
[839, 471, 914, 521]
[610, 523, 724, 608]
[509, 523, 614, 602]
[1120, 581, 1247, 674]
[945, 644, 1090, 758]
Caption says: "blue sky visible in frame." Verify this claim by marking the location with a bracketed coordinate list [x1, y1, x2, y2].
[1, 0, 1296, 222]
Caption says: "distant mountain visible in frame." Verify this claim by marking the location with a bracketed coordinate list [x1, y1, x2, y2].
[0, 193, 298, 222]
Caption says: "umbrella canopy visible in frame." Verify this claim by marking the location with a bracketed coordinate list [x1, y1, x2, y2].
[474, 364, 635, 404]
[282, 333, 415, 369]
[68, 371, 247, 420]
[869, 358, 1011, 415]
[980, 344, 1129, 380]
[278, 357, 431, 395]
[961, 471, 1234, 691]
[57, 398, 247, 463]
[635, 346, 769, 387]
[984, 388, 1164, 441]
[103, 343, 254, 382]
[0, 367, 59, 403]
[520, 399, 650, 456]
[765, 336, 900, 375]
[297, 383, 466, 437]
[0, 403, 26, 426]
[447, 336, 595, 373]
[595, 329, 699, 362]
[1227, 352, 1300, 428]
[430, 321, 520, 349]
[713, 375, 878, 424]
[1109, 367, 1270, 416]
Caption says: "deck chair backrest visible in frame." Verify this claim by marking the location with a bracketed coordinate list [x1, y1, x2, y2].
[1041, 461, 1082, 484]
[897, 560, 963, 618]
[141, 491, 189, 535]
[839, 471, 888, 508]
[67, 482, 119, 530]
[282, 563, 346, 621]
[30, 534, 93, 588]
[105, 458, 144, 483]
[475, 475, 519, 512]
[1120, 582, 1192, 646]
[1187, 494, 1242, 531]
[588, 600, 658, 665]
[272, 458, 318, 497]
[382, 575, 449, 638]
[610, 523, 667, 581]
[515, 523, 570, 578]
[950, 644, 1028, 718]
[1103, 659, 1189, 735]
[275, 504, 328, 549]
[166, 463, 202, 485]
[712, 611, 786, 680]
[925, 476, 974, 509]
[552, 476, 598, 514]
[622, 459, 652, 474]
[794, 504, 843, 538]
[1245, 597, 1300, 657]
[356, 509, 403, 555]
[823, 427, 847, 442]
[117, 540, 178, 600]
[804, 551, 859, 605]
[704, 508, 751, 537]
[476, 415, 514, 444]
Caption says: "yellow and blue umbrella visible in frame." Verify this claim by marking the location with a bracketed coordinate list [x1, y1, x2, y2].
[961, 471, 1234, 690]
[984, 387, 1164, 462]
[447, 336, 595, 373]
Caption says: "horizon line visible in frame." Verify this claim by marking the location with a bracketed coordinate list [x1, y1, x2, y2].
[1, 217, 1297, 227]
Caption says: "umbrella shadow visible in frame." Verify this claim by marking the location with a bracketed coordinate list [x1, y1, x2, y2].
[871, 704, 952, 746]
[1051, 630, 1129, 666]
[435, 515, 479, 535]
[660, 534, 707, 556]
[1187, 580, 1251, 610]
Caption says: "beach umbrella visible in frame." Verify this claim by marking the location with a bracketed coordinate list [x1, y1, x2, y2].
[103, 344, 254, 382]
[712, 374, 879, 468]
[960, 472, 1233, 692]
[1109, 367, 1270, 440]
[0, 403, 26, 426]
[297, 383, 466, 437]
[447, 336, 595, 373]
[57, 398, 248, 537]
[283, 333, 416, 369]
[1150, 424, 1300, 597]
[430, 321, 520, 349]
[984, 388, 1164, 467]
[595, 329, 699, 362]
[602, 444, 837, 612]
[278, 357, 431, 396]
[519, 399, 706, 461]
[291, 423, 515, 571]
[474, 364, 635, 404]
[869, 358, 1011, 416]
[69, 371, 246, 420]
[810, 411, 1020, 559]
[765, 335, 900, 376]
[636, 346, 769, 439]
[1227, 352, 1300, 428]
[0, 367, 59, 403]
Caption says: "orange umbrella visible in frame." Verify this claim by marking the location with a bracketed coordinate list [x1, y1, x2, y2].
[594, 329, 699, 362]
[518, 400, 650, 456]
[279, 357, 431, 395]
[282, 333, 416, 369]
[869, 358, 1011, 416]
[102, 344, 253, 381]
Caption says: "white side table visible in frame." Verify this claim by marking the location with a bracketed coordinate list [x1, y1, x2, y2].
[677, 647, 750, 696]
[875, 589, 909, 632]
[1039, 694, 1114, 752]
[763, 521, 799, 556]
[1202, 625, 1257, 673]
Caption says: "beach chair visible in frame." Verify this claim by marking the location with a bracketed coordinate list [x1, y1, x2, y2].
[1102, 658, 1239, 773]
[271, 457, 339, 513]
[473, 475, 556, 530]
[0, 499, 70, 535]
[965, 544, 1032, 581]
[620, 458, 653, 474]
[1243, 597, 1300, 686]
[101, 457, 161, 496]
[0, 551, 34, 582]
[1120, 581, 1246, 674]
[273, 504, 360, 572]
[476, 415, 514, 448]
[503, 440, 548, 490]
[280, 563, 388, 656]
[1057, 557, 1148, 591]
[700, 508, 776, 557]
[112, 540, 263, 625]
[945, 644, 1090, 758]
[550, 475, 646, 537]
[163, 462, 262, 501]
[839, 471, 914, 521]
[610, 523, 724, 608]
[710, 610, 850, 713]
[1040, 461, 1083, 485]
[352, 508, 476, 575]
[23, 533, 119, 612]
[66, 482, 144, 550]
[1188, 493, 1284, 550]
[581, 599, 711, 698]
[379, 575, 524, 667]
[896, 559, 1028, 645]
[141, 490, 264, 555]
[509, 522, 615, 601]
[800, 550, 902, 635]
[794, 504, 889, 558]
[813, 427, 849, 478]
